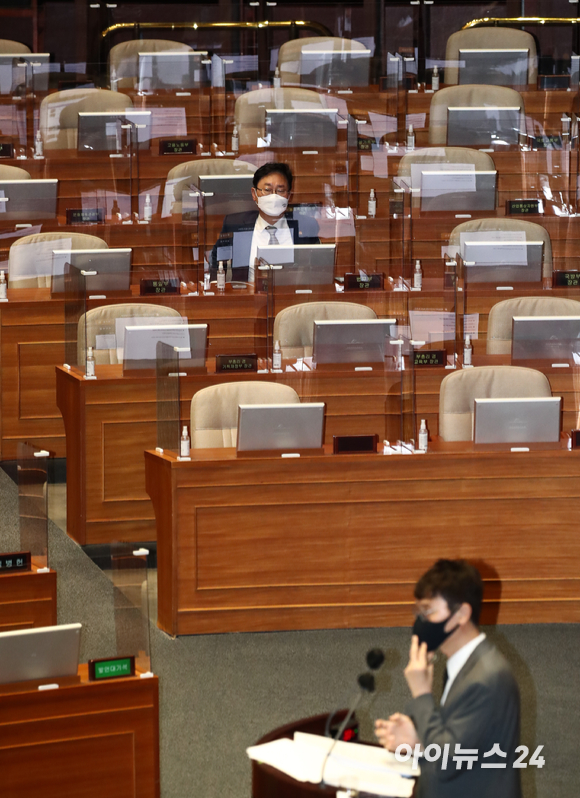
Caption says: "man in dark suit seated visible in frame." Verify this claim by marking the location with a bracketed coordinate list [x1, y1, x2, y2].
[211, 161, 320, 283]
[375, 559, 522, 798]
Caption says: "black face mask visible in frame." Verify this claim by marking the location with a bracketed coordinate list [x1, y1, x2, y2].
[412, 613, 458, 652]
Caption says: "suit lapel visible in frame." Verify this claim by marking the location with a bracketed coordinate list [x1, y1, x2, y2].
[443, 637, 491, 708]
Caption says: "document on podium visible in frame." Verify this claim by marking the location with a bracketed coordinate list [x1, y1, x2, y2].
[247, 731, 416, 797]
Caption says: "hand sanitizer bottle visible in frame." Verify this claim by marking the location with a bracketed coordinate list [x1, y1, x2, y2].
[407, 124, 415, 150]
[273, 340, 282, 370]
[0, 270, 7, 300]
[143, 193, 152, 222]
[368, 188, 376, 218]
[86, 345, 95, 378]
[34, 129, 43, 158]
[180, 425, 190, 458]
[418, 419, 428, 452]
[203, 267, 211, 292]
[231, 125, 239, 153]
[463, 334, 472, 367]
[273, 67, 281, 88]
[413, 259, 422, 290]
[432, 65, 439, 92]
[217, 261, 226, 291]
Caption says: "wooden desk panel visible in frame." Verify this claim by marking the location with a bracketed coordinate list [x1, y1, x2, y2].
[145, 444, 580, 635]
[0, 568, 57, 632]
[0, 666, 159, 798]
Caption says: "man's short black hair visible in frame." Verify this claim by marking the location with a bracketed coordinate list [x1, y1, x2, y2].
[252, 162, 293, 192]
[414, 559, 483, 626]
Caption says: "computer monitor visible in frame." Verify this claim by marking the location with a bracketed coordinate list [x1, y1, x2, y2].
[462, 240, 543, 283]
[473, 397, 561, 444]
[0, 179, 57, 220]
[0, 53, 51, 94]
[419, 170, 497, 212]
[137, 51, 209, 92]
[77, 111, 152, 151]
[236, 403, 325, 452]
[458, 49, 529, 87]
[123, 323, 207, 370]
[265, 108, 339, 148]
[197, 174, 255, 216]
[256, 244, 336, 287]
[51, 248, 132, 295]
[299, 48, 371, 88]
[0, 623, 81, 685]
[447, 106, 521, 147]
[511, 316, 580, 362]
[313, 319, 397, 365]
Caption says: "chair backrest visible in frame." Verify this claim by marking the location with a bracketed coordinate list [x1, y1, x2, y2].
[444, 27, 537, 86]
[109, 39, 193, 89]
[428, 84, 525, 146]
[0, 164, 31, 181]
[9, 232, 108, 289]
[165, 158, 257, 215]
[277, 36, 368, 87]
[235, 87, 328, 147]
[487, 296, 580, 355]
[273, 301, 377, 359]
[439, 365, 552, 441]
[39, 88, 134, 150]
[190, 381, 300, 448]
[78, 303, 183, 365]
[449, 218, 552, 283]
[0, 39, 31, 55]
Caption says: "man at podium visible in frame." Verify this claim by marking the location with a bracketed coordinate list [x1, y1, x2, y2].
[375, 559, 522, 798]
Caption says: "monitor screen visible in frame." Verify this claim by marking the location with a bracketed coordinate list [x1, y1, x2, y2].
[236, 403, 325, 452]
[462, 240, 543, 283]
[77, 111, 152, 151]
[0, 623, 81, 685]
[458, 49, 529, 87]
[137, 51, 209, 91]
[447, 106, 521, 147]
[512, 316, 580, 362]
[0, 179, 57, 220]
[473, 397, 561, 444]
[313, 319, 397, 365]
[256, 244, 336, 287]
[198, 174, 255, 216]
[52, 248, 132, 294]
[265, 108, 339, 148]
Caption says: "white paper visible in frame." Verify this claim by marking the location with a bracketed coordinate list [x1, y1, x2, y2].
[410, 162, 475, 193]
[360, 155, 373, 172]
[372, 151, 389, 178]
[124, 324, 193, 361]
[405, 112, 426, 129]
[409, 310, 456, 343]
[369, 112, 397, 138]
[463, 313, 479, 339]
[146, 106, 187, 139]
[115, 315, 187, 361]
[95, 333, 116, 350]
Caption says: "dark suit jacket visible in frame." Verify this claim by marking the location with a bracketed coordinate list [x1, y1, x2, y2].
[406, 638, 521, 798]
[211, 208, 320, 281]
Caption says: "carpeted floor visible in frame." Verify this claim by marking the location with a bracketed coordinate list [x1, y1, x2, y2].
[0, 464, 577, 797]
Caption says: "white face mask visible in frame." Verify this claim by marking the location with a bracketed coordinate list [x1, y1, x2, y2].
[256, 193, 289, 217]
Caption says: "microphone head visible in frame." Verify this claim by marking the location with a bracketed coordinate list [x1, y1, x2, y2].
[366, 648, 385, 671]
[358, 672, 375, 693]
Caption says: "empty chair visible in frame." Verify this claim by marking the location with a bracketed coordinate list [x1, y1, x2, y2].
[0, 164, 31, 180]
[274, 301, 377, 359]
[428, 84, 524, 146]
[109, 39, 194, 89]
[277, 36, 370, 88]
[78, 303, 183, 365]
[444, 27, 537, 86]
[190, 381, 300, 448]
[164, 158, 257, 216]
[235, 87, 330, 147]
[487, 296, 580, 355]
[0, 40, 30, 55]
[39, 88, 133, 149]
[9, 232, 108, 289]
[449, 218, 552, 284]
[439, 365, 552, 441]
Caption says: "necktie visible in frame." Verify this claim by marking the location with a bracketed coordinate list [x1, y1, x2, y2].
[265, 225, 279, 245]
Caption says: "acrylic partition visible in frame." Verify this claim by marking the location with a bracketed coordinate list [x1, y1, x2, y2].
[17, 442, 49, 571]
[90, 545, 153, 676]
[156, 341, 182, 456]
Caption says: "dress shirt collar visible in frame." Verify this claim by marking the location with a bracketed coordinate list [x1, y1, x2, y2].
[254, 212, 289, 232]
[441, 631, 486, 705]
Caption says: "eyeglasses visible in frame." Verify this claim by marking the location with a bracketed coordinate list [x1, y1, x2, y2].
[255, 186, 290, 196]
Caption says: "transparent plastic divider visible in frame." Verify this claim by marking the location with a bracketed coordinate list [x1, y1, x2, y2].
[156, 341, 182, 454]
[123, 318, 208, 375]
[407, 257, 458, 371]
[63, 264, 87, 374]
[17, 441, 49, 570]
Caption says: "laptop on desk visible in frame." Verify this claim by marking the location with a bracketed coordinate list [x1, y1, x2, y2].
[0, 623, 81, 685]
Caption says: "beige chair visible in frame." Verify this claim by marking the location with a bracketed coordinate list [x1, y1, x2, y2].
[0, 164, 31, 180]
[439, 365, 552, 441]
[273, 301, 377, 359]
[449, 218, 552, 283]
[78, 303, 182, 365]
[444, 28, 537, 86]
[164, 158, 257, 215]
[0, 40, 31, 55]
[9, 232, 108, 289]
[487, 296, 580, 355]
[190, 381, 300, 448]
[235, 87, 329, 147]
[428, 84, 525, 146]
[39, 88, 133, 150]
[109, 39, 193, 90]
[277, 36, 369, 87]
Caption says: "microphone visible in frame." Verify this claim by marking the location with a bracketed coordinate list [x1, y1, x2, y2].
[366, 648, 385, 671]
[324, 649, 384, 738]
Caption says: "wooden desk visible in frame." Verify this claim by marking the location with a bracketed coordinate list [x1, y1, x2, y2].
[0, 565, 56, 632]
[145, 441, 580, 636]
[0, 665, 159, 798]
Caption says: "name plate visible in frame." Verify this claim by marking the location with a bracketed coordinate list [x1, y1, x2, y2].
[506, 199, 543, 216]
[66, 208, 104, 225]
[413, 349, 446, 367]
[553, 271, 580, 288]
[532, 135, 562, 150]
[139, 278, 180, 295]
[333, 434, 378, 454]
[0, 551, 31, 573]
[344, 273, 384, 290]
[216, 354, 258, 373]
[357, 136, 373, 151]
[159, 139, 196, 155]
[88, 655, 135, 681]
[0, 143, 14, 159]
